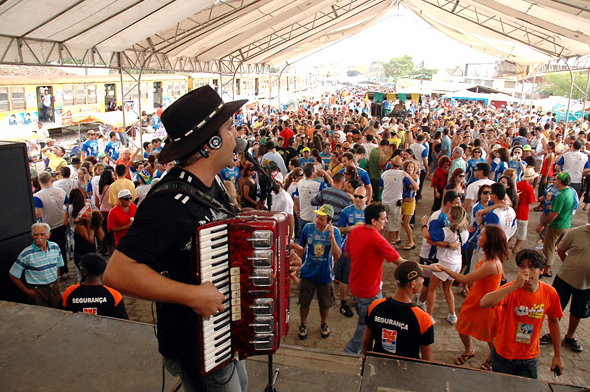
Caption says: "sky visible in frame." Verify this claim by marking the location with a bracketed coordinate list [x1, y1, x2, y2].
[295, 5, 499, 71]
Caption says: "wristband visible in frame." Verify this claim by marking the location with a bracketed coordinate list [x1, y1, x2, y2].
[446, 242, 450, 248]
[422, 225, 427, 229]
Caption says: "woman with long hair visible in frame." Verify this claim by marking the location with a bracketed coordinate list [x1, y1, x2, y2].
[241, 162, 257, 209]
[95, 167, 115, 256]
[401, 160, 420, 250]
[535, 141, 555, 210]
[328, 151, 344, 176]
[73, 210, 105, 282]
[426, 206, 469, 325]
[443, 168, 466, 205]
[499, 174, 519, 208]
[491, 147, 510, 181]
[431, 156, 451, 213]
[434, 225, 508, 371]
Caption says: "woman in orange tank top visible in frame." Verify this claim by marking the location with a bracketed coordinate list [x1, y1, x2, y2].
[433, 224, 509, 371]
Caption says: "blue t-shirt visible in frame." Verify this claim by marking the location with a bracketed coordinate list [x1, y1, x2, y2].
[466, 158, 485, 184]
[337, 204, 365, 250]
[402, 177, 418, 199]
[339, 166, 371, 186]
[105, 141, 120, 161]
[507, 160, 526, 181]
[299, 156, 315, 166]
[82, 140, 99, 157]
[220, 166, 241, 190]
[298, 223, 342, 284]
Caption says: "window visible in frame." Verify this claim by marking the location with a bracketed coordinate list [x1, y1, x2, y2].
[0, 87, 10, 111]
[87, 83, 97, 104]
[63, 84, 75, 105]
[11, 87, 26, 110]
[75, 84, 86, 105]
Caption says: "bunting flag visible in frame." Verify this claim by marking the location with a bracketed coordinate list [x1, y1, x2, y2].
[364, 94, 369, 101]
[398, 93, 407, 102]
[387, 93, 396, 101]
[374, 92, 384, 103]
[411, 93, 420, 103]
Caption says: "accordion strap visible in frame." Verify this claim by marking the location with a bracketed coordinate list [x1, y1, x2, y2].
[147, 176, 238, 218]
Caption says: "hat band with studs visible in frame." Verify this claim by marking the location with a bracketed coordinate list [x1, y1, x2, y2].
[172, 102, 224, 143]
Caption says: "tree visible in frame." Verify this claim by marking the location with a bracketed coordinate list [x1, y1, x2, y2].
[382, 55, 415, 78]
[537, 71, 588, 99]
[347, 69, 361, 77]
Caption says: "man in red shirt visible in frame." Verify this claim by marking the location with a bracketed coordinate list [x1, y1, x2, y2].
[514, 168, 538, 252]
[107, 189, 137, 246]
[279, 119, 294, 148]
[343, 204, 405, 354]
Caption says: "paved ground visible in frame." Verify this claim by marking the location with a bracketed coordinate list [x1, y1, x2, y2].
[58, 177, 590, 388]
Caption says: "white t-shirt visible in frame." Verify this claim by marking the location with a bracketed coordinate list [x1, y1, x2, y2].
[380, 168, 405, 205]
[436, 228, 468, 266]
[270, 189, 294, 215]
[465, 178, 494, 203]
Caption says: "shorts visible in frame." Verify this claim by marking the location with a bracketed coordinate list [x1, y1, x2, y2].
[432, 260, 461, 281]
[334, 253, 351, 284]
[384, 203, 402, 232]
[515, 219, 528, 241]
[402, 200, 416, 216]
[298, 278, 335, 309]
[553, 275, 590, 319]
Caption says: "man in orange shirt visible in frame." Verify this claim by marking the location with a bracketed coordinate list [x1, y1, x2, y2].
[481, 249, 564, 379]
[115, 147, 141, 180]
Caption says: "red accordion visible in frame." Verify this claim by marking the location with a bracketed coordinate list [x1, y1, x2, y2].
[195, 211, 290, 375]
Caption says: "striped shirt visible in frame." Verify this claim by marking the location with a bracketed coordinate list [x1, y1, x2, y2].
[9, 241, 64, 285]
[310, 187, 352, 223]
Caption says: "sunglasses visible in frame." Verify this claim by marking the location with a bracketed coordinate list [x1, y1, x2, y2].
[482, 191, 491, 195]
[120, 197, 132, 201]
[353, 195, 366, 199]
[458, 175, 465, 178]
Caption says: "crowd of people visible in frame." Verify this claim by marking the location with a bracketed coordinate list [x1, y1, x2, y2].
[10, 85, 590, 389]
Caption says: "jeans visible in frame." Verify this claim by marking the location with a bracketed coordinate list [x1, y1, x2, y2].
[163, 357, 248, 392]
[491, 348, 538, 379]
[344, 292, 382, 354]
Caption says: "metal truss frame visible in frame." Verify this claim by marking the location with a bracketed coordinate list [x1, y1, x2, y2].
[0, 34, 270, 74]
[220, 0, 388, 64]
[415, 0, 574, 58]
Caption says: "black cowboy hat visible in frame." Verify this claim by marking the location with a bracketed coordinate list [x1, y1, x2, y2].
[159, 85, 247, 163]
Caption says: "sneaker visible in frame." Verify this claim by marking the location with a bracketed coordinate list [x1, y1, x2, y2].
[298, 324, 307, 340]
[416, 300, 427, 312]
[430, 315, 436, 325]
[564, 336, 583, 352]
[540, 333, 552, 345]
[339, 303, 354, 318]
[320, 323, 330, 338]
[535, 240, 544, 250]
[447, 313, 457, 325]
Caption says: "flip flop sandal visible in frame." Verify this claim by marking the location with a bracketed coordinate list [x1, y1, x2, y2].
[455, 352, 475, 365]
[480, 358, 492, 371]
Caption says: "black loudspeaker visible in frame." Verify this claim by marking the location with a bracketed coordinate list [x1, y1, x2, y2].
[0, 142, 36, 241]
[0, 142, 36, 302]
[371, 102, 383, 117]
[0, 232, 32, 302]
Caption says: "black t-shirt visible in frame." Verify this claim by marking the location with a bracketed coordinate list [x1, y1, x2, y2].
[365, 298, 434, 359]
[116, 166, 232, 360]
[284, 147, 299, 165]
[61, 284, 128, 319]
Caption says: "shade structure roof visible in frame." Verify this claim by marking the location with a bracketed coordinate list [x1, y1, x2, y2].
[0, 0, 588, 74]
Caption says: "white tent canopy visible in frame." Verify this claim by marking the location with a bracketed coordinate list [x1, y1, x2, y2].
[0, 0, 588, 73]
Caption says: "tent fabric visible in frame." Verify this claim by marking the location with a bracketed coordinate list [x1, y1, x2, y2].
[0, 1, 588, 72]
